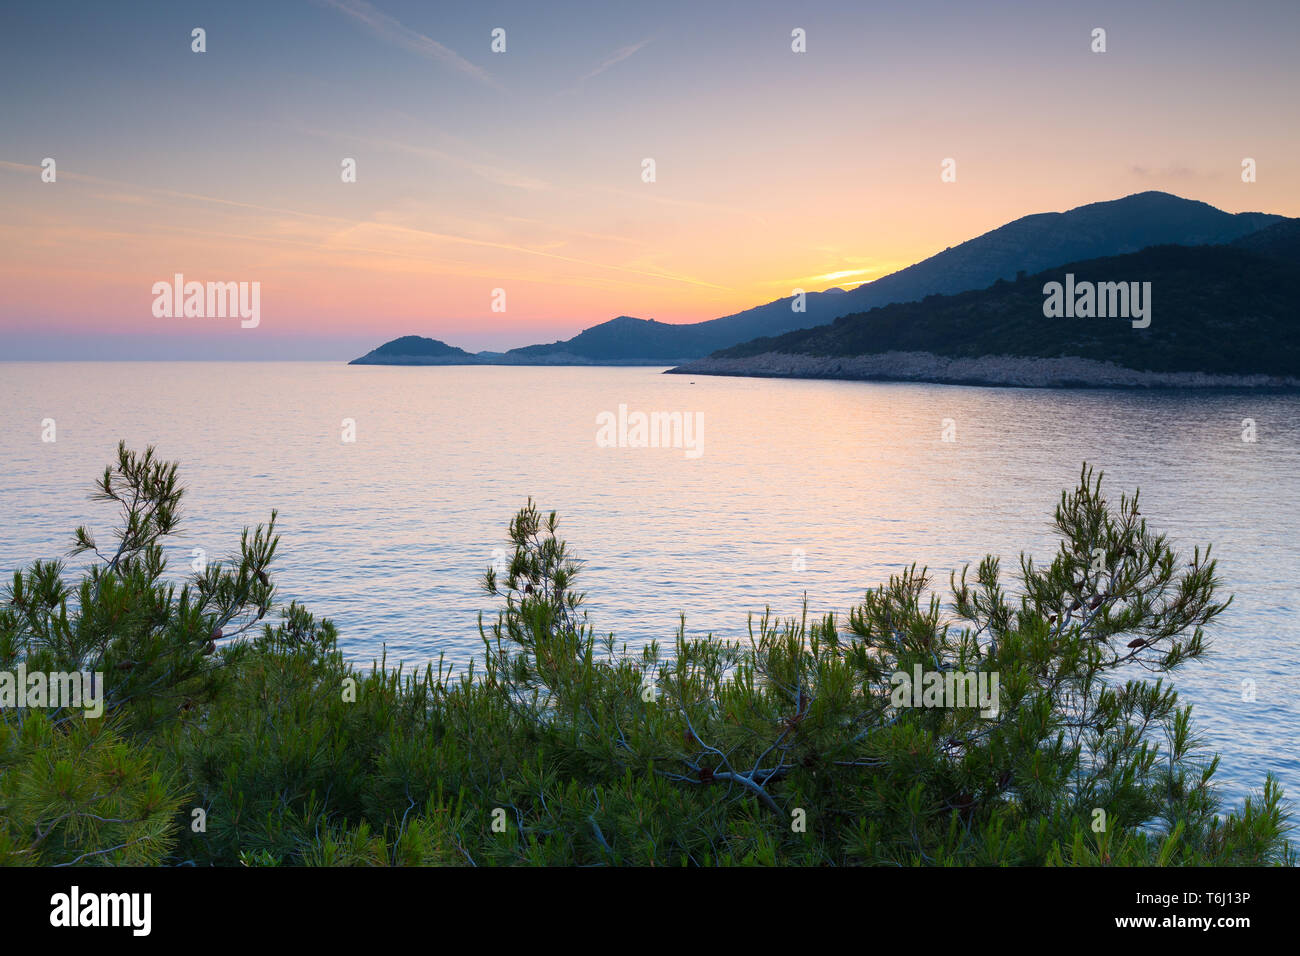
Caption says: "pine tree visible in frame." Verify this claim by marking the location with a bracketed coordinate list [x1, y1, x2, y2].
[1, 449, 1290, 866]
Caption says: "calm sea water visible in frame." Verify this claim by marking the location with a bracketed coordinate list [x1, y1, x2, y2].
[2, 361, 1297, 810]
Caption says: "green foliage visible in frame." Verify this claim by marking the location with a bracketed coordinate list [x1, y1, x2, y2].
[0, 449, 1291, 866]
[2, 442, 275, 736]
[0, 712, 183, 865]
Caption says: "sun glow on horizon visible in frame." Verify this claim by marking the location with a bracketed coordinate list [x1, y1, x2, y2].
[3, 0, 1299, 357]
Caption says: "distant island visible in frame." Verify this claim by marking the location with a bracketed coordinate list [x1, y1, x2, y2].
[349, 320, 703, 366]
[351, 191, 1299, 387]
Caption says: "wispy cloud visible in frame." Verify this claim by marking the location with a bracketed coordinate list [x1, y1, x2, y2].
[292, 123, 551, 190]
[592, 185, 766, 224]
[1129, 163, 1201, 180]
[318, 0, 501, 90]
[0, 160, 728, 291]
[579, 38, 652, 83]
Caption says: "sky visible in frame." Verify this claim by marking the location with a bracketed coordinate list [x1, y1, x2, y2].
[2, 0, 1298, 359]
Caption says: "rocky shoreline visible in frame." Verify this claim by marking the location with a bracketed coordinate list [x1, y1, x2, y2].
[667, 350, 1300, 390]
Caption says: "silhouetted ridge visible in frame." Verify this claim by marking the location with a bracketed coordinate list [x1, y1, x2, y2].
[351, 193, 1287, 366]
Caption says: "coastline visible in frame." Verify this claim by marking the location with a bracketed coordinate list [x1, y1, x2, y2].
[349, 353, 691, 367]
[667, 350, 1300, 390]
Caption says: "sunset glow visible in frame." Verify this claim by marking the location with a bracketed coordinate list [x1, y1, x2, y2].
[3, 0, 1299, 358]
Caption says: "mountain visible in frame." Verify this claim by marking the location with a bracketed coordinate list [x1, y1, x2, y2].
[349, 321, 706, 366]
[500, 315, 730, 363]
[1228, 215, 1300, 260]
[351, 192, 1284, 366]
[490, 192, 1280, 362]
[670, 218, 1300, 388]
[826, 189, 1279, 308]
[350, 335, 477, 365]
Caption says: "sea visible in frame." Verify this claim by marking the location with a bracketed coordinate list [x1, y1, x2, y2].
[2, 361, 1297, 810]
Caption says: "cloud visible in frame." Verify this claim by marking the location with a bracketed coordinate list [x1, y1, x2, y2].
[292, 123, 551, 190]
[591, 185, 766, 224]
[579, 38, 652, 83]
[1129, 163, 1199, 180]
[318, 0, 501, 89]
[0, 159, 728, 291]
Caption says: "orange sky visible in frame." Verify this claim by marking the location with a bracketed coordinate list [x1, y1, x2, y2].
[2, 0, 1298, 357]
